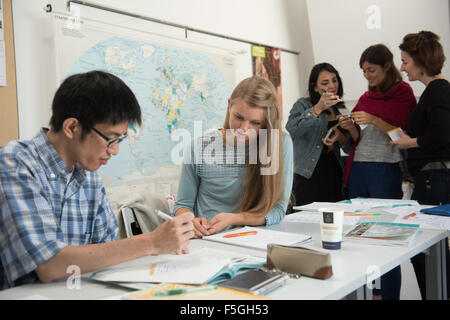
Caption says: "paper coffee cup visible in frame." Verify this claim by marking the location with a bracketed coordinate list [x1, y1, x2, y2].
[319, 208, 344, 250]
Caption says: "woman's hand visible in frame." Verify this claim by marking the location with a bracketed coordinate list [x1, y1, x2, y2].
[338, 115, 359, 142]
[337, 115, 355, 130]
[192, 217, 211, 238]
[390, 130, 419, 149]
[207, 213, 237, 235]
[322, 126, 342, 146]
[351, 111, 375, 125]
[313, 91, 342, 115]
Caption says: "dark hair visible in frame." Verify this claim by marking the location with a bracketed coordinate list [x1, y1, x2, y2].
[399, 30, 446, 76]
[359, 44, 402, 94]
[50, 70, 142, 136]
[308, 63, 344, 105]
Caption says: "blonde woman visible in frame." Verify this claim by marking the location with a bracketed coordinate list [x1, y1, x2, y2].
[174, 76, 294, 237]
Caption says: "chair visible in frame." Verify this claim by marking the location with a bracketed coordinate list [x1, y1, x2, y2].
[114, 186, 171, 239]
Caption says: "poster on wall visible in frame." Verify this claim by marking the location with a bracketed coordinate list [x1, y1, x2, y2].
[53, 12, 236, 198]
[251, 45, 282, 111]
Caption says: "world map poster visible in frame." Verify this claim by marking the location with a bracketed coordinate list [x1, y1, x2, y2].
[53, 13, 236, 198]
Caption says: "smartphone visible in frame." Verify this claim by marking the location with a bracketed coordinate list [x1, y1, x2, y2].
[387, 127, 403, 141]
[324, 128, 335, 140]
[219, 269, 289, 296]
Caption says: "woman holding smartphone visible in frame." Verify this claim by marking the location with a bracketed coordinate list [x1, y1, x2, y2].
[286, 63, 356, 207]
[343, 44, 417, 300]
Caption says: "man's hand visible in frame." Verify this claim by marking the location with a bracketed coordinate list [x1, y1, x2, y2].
[148, 211, 195, 255]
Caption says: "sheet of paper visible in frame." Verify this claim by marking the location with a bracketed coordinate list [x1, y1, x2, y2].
[283, 212, 360, 225]
[203, 226, 311, 250]
[0, 41, 6, 86]
[349, 198, 419, 208]
[293, 202, 369, 213]
[294, 199, 420, 214]
[391, 207, 450, 230]
[91, 247, 242, 284]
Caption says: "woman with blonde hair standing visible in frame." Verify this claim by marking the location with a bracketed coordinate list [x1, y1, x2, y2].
[174, 76, 293, 237]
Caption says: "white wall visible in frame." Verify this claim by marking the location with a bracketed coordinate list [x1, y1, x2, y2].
[12, 0, 306, 139]
[306, 0, 450, 103]
[11, 0, 450, 138]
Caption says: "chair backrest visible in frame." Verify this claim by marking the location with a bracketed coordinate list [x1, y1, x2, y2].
[121, 207, 143, 238]
[115, 188, 171, 239]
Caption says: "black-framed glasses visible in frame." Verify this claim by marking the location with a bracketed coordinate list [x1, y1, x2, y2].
[91, 127, 128, 148]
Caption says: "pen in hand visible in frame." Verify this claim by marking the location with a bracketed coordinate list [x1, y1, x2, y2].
[156, 210, 173, 221]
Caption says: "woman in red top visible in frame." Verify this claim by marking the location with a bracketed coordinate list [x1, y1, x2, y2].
[339, 44, 417, 300]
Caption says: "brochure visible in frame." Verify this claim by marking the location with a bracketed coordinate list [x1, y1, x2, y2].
[343, 222, 420, 246]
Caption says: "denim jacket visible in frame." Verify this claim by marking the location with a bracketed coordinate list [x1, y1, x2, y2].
[285, 97, 353, 179]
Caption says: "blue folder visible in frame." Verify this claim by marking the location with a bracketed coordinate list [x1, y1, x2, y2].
[420, 204, 450, 217]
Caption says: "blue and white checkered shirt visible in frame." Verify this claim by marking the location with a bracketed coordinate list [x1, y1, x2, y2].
[0, 129, 118, 289]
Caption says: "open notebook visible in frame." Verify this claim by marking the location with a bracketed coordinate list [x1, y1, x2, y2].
[91, 247, 265, 285]
[203, 226, 312, 251]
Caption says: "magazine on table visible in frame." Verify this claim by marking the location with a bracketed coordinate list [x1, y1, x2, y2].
[343, 222, 420, 246]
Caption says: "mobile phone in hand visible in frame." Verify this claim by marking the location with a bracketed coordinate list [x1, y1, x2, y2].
[324, 128, 336, 140]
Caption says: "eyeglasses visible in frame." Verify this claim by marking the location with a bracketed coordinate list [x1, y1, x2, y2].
[91, 127, 128, 148]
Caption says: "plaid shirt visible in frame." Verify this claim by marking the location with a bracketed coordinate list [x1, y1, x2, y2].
[0, 129, 118, 289]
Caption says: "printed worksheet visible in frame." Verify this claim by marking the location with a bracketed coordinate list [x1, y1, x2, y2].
[203, 226, 312, 250]
[284, 212, 360, 225]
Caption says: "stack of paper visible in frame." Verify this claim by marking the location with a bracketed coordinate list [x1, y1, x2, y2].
[293, 199, 420, 214]
[202, 226, 312, 250]
[343, 222, 420, 246]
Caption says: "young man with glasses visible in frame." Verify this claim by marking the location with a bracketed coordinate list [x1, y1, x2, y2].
[0, 70, 194, 289]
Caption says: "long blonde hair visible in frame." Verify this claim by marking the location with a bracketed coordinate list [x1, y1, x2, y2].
[223, 76, 284, 215]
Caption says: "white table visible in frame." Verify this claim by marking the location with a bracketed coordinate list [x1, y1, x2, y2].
[0, 216, 447, 300]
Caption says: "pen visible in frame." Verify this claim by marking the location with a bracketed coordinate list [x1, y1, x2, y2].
[344, 212, 383, 216]
[154, 285, 218, 297]
[224, 231, 258, 238]
[156, 210, 173, 221]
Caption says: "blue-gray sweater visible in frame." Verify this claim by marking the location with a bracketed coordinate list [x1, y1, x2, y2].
[285, 97, 353, 179]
